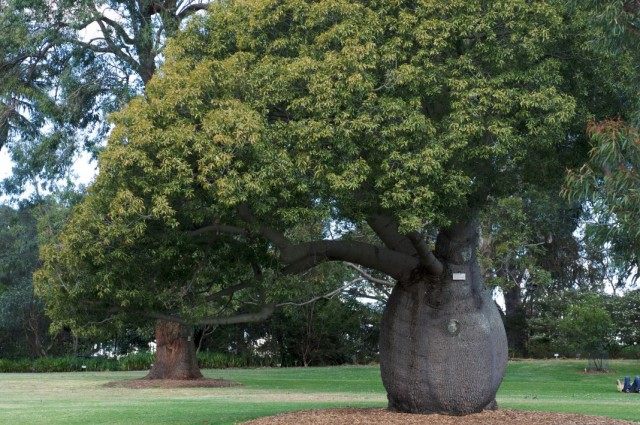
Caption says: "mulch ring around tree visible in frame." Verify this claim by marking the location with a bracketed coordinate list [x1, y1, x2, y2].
[242, 408, 636, 425]
[103, 378, 240, 389]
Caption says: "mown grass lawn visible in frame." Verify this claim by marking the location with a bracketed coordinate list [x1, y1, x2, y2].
[0, 360, 639, 424]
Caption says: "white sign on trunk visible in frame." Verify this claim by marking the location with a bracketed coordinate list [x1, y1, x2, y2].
[452, 273, 466, 281]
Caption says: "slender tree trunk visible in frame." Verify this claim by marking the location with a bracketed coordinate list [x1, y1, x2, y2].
[146, 320, 203, 380]
[379, 219, 507, 415]
[503, 282, 528, 357]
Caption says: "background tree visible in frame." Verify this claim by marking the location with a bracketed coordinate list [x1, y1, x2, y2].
[608, 290, 640, 351]
[557, 294, 615, 370]
[35, 186, 278, 379]
[1, 0, 212, 193]
[563, 0, 640, 285]
[0, 195, 82, 358]
[2, 0, 225, 378]
[0, 203, 48, 357]
[38, 0, 635, 414]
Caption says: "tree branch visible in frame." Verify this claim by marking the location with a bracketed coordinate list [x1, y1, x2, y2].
[276, 277, 359, 307]
[407, 232, 444, 276]
[237, 204, 419, 280]
[366, 214, 416, 255]
[187, 223, 248, 237]
[177, 2, 210, 19]
[99, 15, 135, 45]
[148, 304, 276, 326]
[345, 263, 395, 287]
[204, 281, 254, 302]
[204, 262, 262, 302]
[69, 38, 140, 71]
[282, 240, 418, 281]
[237, 204, 289, 249]
[343, 288, 388, 302]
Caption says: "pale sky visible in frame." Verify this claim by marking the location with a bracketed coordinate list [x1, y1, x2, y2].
[0, 149, 97, 203]
[0, 13, 111, 202]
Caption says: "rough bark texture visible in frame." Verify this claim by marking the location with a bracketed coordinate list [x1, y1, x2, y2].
[503, 283, 528, 357]
[146, 320, 203, 380]
[379, 219, 508, 415]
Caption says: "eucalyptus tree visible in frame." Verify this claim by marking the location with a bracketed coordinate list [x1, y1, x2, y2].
[1, 0, 211, 193]
[38, 0, 633, 414]
[0, 204, 47, 357]
[564, 1, 640, 284]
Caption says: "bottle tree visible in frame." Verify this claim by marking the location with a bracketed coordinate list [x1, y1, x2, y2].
[39, 0, 633, 413]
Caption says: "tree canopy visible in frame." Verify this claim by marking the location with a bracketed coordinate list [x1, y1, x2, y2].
[36, 0, 635, 333]
[0, 0, 212, 194]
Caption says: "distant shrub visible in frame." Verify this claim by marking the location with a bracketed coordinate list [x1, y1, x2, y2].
[0, 351, 274, 373]
[118, 352, 154, 371]
[611, 345, 640, 360]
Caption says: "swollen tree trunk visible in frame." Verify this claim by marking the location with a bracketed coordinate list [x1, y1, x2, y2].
[379, 219, 507, 415]
[146, 320, 203, 380]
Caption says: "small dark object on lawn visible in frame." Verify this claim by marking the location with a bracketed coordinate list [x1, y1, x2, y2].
[619, 376, 640, 393]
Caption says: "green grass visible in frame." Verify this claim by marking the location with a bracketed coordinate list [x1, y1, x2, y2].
[0, 360, 639, 424]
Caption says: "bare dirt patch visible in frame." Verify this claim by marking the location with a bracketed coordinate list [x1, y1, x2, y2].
[242, 408, 636, 425]
[103, 378, 240, 389]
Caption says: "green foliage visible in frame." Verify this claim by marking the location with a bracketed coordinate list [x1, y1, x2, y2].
[35, 0, 636, 350]
[0, 203, 48, 357]
[0, 350, 275, 373]
[124, 0, 626, 232]
[557, 294, 615, 355]
[259, 297, 380, 367]
[565, 121, 640, 282]
[562, 1, 640, 283]
[480, 195, 553, 293]
[0, 356, 119, 373]
[607, 289, 640, 347]
[1, 1, 212, 194]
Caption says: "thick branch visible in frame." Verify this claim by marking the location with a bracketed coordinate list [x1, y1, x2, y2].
[282, 240, 418, 281]
[204, 262, 262, 302]
[345, 263, 395, 287]
[237, 204, 418, 280]
[366, 214, 416, 255]
[237, 204, 289, 249]
[148, 304, 275, 326]
[187, 223, 248, 237]
[177, 2, 210, 19]
[407, 232, 444, 276]
[204, 281, 253, 302]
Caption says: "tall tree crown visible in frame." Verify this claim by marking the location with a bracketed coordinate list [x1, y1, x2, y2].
[108, 0, 629, 232]
[37, 0, 635, 329]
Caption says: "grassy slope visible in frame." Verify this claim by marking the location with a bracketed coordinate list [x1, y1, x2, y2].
[0, 360, 639, 424]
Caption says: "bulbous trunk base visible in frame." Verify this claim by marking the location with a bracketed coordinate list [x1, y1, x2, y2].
[146, 320, 203, 380]
[380, 276, 507, 415]
[380, 219, 507, 415]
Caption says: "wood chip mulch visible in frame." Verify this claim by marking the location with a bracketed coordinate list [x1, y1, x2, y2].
[242, 408, 637, 425]
[103, 378, 240, 389]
